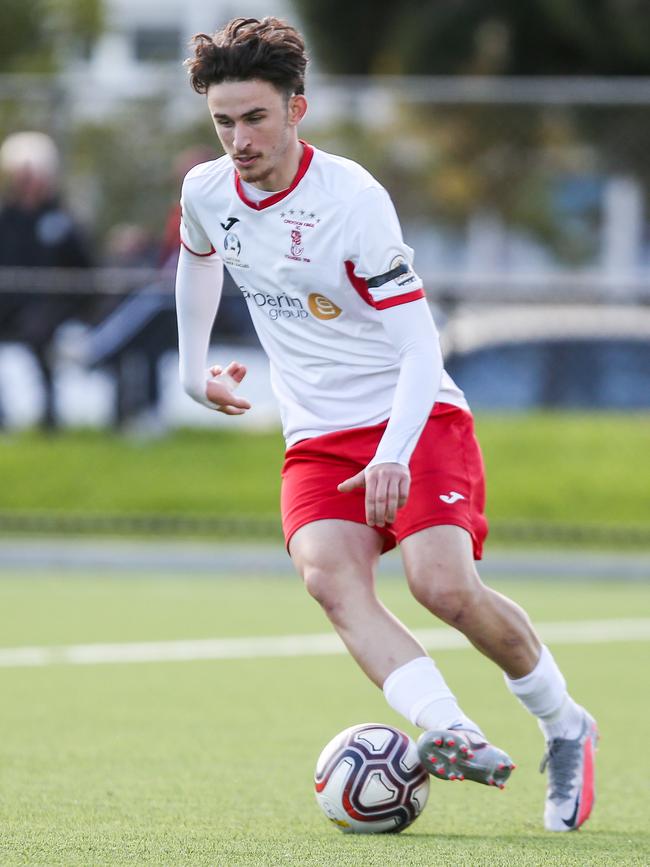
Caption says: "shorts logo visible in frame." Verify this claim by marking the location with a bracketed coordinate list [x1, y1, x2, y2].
[308, 293, 342, 320]
[439, 491, 465, 504]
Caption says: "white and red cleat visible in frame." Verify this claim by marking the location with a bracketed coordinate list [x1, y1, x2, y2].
[540, 709, 598, 831]
[417, 724, 515, 789]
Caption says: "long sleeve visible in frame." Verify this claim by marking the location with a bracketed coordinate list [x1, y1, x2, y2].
[175, 244, 224, 409]
[368, 297, 443, 468]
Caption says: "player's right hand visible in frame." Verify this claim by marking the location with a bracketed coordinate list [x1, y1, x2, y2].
[338, 462, 410, 528]
[205, 361, 252, 415]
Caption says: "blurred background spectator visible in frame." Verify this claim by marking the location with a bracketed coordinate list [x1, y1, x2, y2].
[0, 131, 93, 429]
[105, 223, 159, 268]
[56, 144, 253, 431]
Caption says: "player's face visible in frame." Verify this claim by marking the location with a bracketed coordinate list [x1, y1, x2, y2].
[207, 79, 306, 190]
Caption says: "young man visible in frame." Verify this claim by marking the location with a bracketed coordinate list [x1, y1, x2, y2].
[175, 17, 597, 831]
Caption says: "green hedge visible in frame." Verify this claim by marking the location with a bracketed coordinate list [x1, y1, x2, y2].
[1, 413, 648, 533]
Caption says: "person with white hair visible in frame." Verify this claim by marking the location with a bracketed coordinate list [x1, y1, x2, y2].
[0, 131, 93, 428]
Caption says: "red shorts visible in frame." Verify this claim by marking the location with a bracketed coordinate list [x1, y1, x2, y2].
[281, 402, 488, 559]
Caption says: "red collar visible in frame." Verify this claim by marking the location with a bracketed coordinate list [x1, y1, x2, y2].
[234, 141, 314, 211]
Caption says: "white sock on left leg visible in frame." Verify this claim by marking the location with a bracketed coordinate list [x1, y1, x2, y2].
[505, 645, 584, 740]
[383, 655, 483, 733]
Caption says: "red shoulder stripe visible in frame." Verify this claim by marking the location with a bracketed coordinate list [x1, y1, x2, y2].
[344, 259, 375, 307]
[345, 260, 425, 309]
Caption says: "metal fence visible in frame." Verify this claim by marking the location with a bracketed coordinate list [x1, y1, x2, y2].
[2, 72, 650, 268]
[1, 73, 650, 428]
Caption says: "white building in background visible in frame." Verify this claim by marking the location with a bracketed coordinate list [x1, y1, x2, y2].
[76, 0, 297, 90]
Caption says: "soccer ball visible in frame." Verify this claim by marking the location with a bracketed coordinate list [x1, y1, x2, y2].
[314, 723, 430, 834]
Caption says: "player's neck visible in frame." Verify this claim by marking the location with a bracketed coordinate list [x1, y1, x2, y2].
[250, 138, 304, 193]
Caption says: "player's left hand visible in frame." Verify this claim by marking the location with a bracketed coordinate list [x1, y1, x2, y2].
[337, 462, 411, 528]
[206, 362, 251, 415]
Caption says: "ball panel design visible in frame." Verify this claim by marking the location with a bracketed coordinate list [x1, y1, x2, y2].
[314, 723, 430, 834]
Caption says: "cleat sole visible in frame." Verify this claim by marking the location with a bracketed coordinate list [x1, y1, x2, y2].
[417, 728, 516, 789]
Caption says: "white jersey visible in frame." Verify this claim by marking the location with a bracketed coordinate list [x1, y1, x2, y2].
[180, 142, 468, 447]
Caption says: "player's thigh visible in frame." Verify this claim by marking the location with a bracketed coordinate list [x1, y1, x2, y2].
[400, 524, 482, 605]
[392, 404, 489, 560]
[289, 519, 383, 597]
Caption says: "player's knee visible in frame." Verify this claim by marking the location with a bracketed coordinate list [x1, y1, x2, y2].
[301, 563, 372, 625]
[301, 565, 353, 620]
[408, 567, 481, 625]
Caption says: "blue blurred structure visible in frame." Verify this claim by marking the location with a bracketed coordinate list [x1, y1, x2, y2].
[448, 341, 650, 409]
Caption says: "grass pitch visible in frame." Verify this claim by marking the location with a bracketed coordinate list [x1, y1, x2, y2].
[1, 567, 649, 865]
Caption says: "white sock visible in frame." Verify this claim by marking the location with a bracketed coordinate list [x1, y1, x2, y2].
[505, 645, 584, 740]
[383, 656, 482, 733]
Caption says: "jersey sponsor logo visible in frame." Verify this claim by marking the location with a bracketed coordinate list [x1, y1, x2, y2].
[220, 217, 240, 231]
[439, 491, 465, 504]
[239, 286, 343, 323]
[240, 287, 308, 321]
[308, 293, 342, 320]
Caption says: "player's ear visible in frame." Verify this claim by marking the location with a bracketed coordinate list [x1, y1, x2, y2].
[288, 94, 307, 127]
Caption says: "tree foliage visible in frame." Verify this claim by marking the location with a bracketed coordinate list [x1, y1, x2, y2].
[0, 0, 104, 73]
[293, 0, 650, 75]
[295, 0, 397, 74]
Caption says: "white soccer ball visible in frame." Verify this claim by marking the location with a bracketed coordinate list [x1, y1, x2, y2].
[314, 722, 430, 834]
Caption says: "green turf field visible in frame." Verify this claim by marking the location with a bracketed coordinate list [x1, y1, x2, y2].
[0, 412, 649, 531]
[1, 569, 649, 865]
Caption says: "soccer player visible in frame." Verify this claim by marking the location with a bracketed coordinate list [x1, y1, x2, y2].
[175, 17, 597, 831]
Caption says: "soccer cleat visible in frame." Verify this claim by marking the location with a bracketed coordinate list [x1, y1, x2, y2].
[417, 725, 515, 788]
[540, 710, 598, 832]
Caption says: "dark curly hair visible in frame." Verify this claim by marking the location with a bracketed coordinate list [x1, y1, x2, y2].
[185, 17, 308, 99]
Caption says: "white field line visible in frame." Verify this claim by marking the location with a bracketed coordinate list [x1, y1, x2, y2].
[1, 618, 649, 669]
